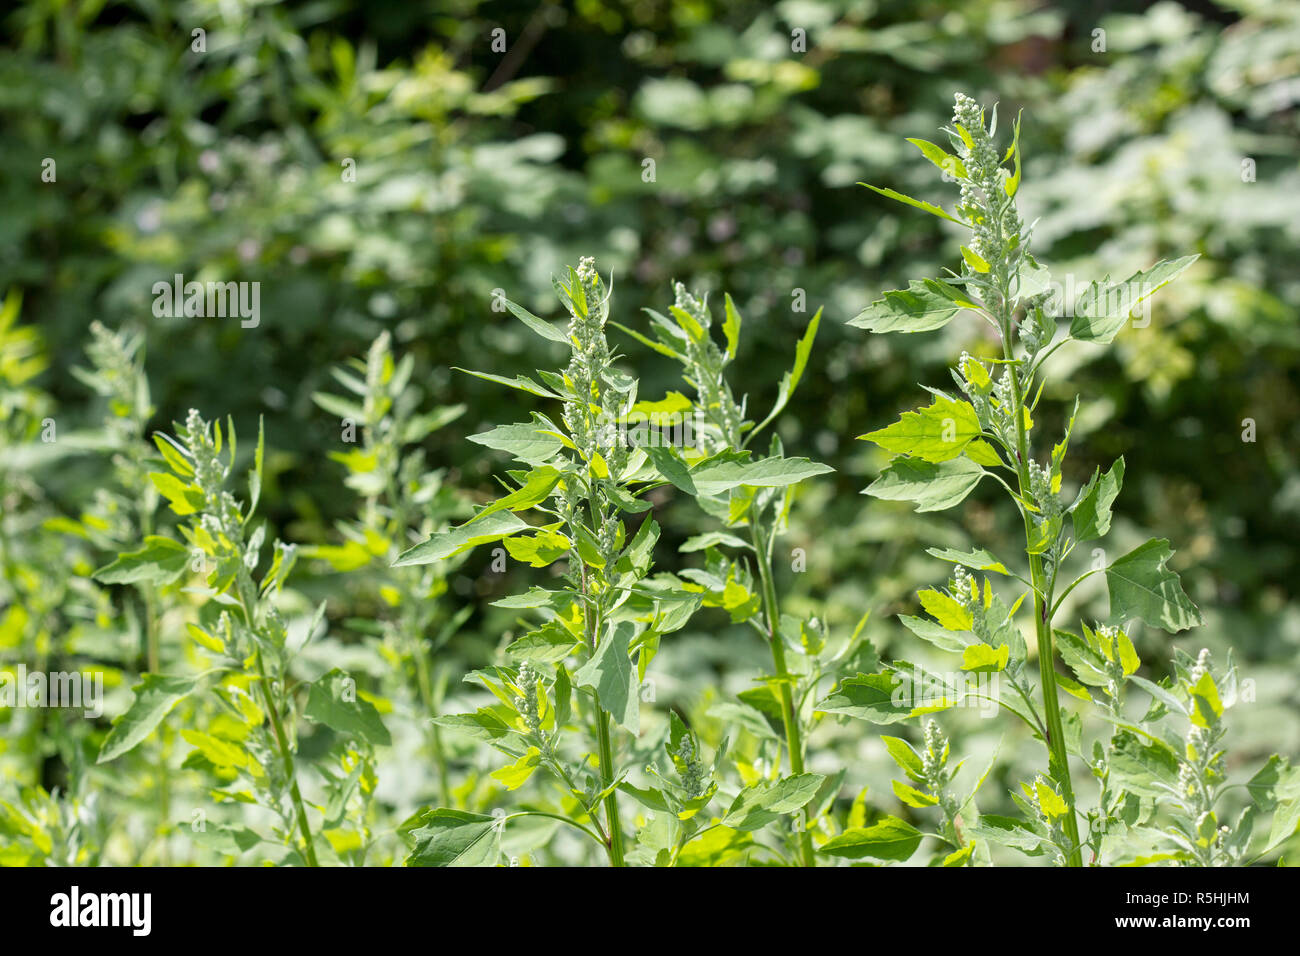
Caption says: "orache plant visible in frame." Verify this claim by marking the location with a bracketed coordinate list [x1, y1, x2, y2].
[309, 332, 469, 807]
[394, 259, 698, 865]
[617, 285, 869, 866]
[94, 410, 391, 865]
[842, 92, 1209, 866]
[395, 261, 849, 866]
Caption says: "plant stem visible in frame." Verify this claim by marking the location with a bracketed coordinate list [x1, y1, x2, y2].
[254, 665, 320, 867]
[750, 518, 817, 867]
[408, 615, 452, 807]
[594, 701, 625, 866]
[237, 583, 319, 867]
[1006, 356, 1083, 867]
[579, 559, 625, 866]
[142, 589, 173, 863]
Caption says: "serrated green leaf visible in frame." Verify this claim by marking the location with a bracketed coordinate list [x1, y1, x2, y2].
[926, 546, 1008, 575]
[688, 455, 833, 496]
[1105, 538, 1203, 632]
[504, 528, 571, 568]
[405, 809, 501, 867]
[574, 621, 638, 733]
[1069, 255, 1199, 343]
[820, 815, 923, 861]
[92, 535, 189, 586]
[861, 395, 982, 463]
[468, 422, 563, 465]
[150, 472, 204, 516]
[866, 457, 984, 512]
[898, 614, 968, 653]
[848, 281, 961, 334]
[892, 779, 939, 808]
[490, 747, 543, 790]
[961, 643, 1009, 672]
[721, 773, 825, 831]
[1072, 457, 1125, 542]
[394, 512, 529, 566]
[919, 589, 973, 631]
[98, 674, 200, 763]
[816, 672, 937, 724]
[304, 668, 391, 747]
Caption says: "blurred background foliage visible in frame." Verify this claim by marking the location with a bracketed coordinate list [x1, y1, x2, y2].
[1, 0, 1297, 862]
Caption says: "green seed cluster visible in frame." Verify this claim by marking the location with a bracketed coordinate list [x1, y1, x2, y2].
[677, 733, 707, 799]
[516, 663, 544, 740]
[950, 93, 1020, 272]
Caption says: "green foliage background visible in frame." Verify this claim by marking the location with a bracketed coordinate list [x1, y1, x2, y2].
[1, 0, 1297, 863]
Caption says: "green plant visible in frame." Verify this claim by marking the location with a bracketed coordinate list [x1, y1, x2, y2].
[394, 260, 850, 866]
[395, 258, 687, 865]
[616, 284, 869, 866]
[309, 332, 468, 807]
[833, 92, 1223, 866]
[93, 409, 391, 865]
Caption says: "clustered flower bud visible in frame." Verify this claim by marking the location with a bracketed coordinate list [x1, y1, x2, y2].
[562, 257, 616, 459]
[516, 663, 543, 739]
[950, 93, 1020, 269]
[1173, 648, 1234, 863]
[1027, 459, 1061, 519]
[677, 734, 706, 799]
[952, 565, 977, 607]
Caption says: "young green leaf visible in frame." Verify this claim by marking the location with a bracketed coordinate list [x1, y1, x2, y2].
[906, 138, 967, 180]
[859, 183, 968, 226]
[505, 299, 570, 344]
[750, 308, 822, 442]
[860, 395, 983, 463]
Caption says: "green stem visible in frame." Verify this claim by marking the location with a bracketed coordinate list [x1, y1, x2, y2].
[1006, 355, 1083, 867]
[387, 466, 453, 808]
[143, 589, 172, 863]
[237, 582, 319, 867]
[254, 665, 320, 867]
[579, 558, 625, 866]
[408, 610, 452, 807]
[750, 518, 817, 868]
[594, 701, 625, 866]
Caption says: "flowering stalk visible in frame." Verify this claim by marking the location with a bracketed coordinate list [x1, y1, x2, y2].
[615, 284, 830, 866]
[849, 92, 1202, 866]
[397, 258, 698, 866]
[310, 331, 467, 807]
